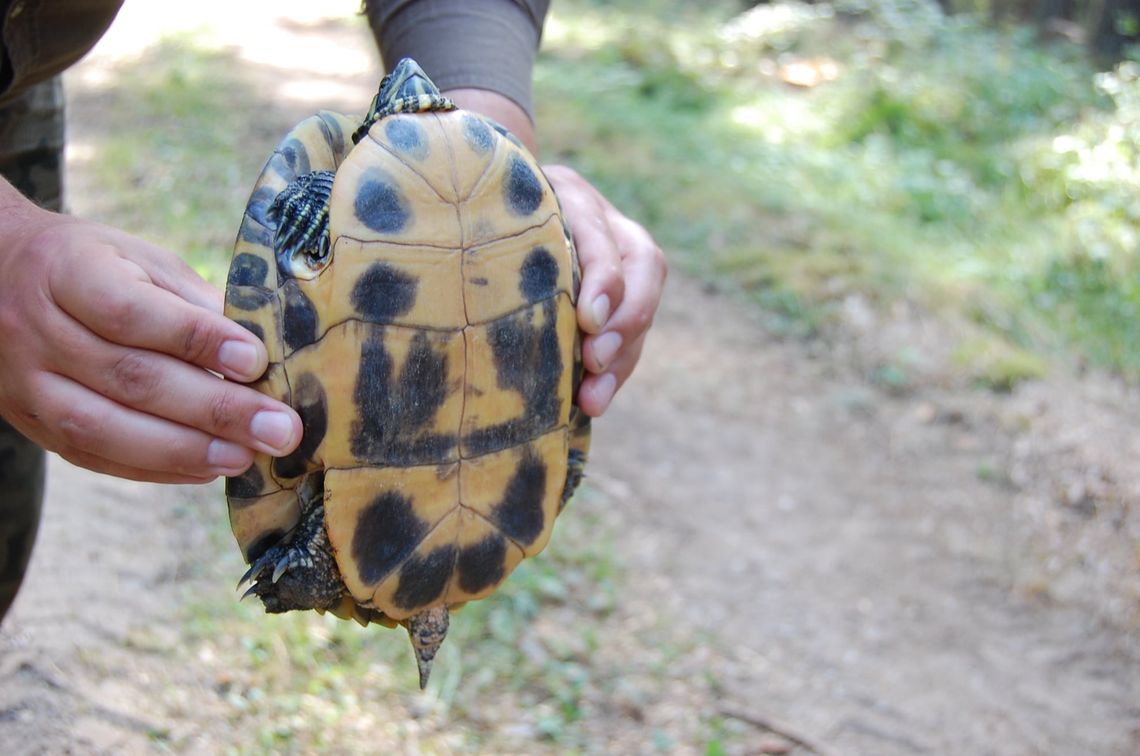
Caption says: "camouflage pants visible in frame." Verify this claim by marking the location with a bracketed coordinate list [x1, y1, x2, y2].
[0, 77, 65, 622]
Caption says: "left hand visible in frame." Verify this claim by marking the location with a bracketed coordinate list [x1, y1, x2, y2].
[544, 165, 666, 416]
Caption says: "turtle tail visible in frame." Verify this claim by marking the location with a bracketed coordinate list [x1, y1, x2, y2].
[405, 606, 450, 690]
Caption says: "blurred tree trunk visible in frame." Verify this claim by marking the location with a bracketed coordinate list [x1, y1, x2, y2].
[1088, 0, 1140, 58]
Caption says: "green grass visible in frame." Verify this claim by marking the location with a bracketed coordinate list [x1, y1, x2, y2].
[538, 0, 1140, 382]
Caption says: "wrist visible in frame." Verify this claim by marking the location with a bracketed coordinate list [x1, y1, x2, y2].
[0, 177, 57, 242]
[442, 88, 537, 155]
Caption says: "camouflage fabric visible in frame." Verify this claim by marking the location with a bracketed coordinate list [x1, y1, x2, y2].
[0, 76, 64, 211]
[0, 76, 63, 622]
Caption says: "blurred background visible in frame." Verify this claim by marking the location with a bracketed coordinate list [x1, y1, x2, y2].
[1, 0, 1139, 752]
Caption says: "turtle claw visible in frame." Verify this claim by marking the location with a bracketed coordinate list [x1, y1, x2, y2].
[236, 564, 256, 590]
[239, 584, 260, 602]
[272, 556, 291, 584]
[237, 550, 277, 591]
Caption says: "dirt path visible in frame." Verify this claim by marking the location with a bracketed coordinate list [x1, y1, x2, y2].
[2, 6, 1139, 753]
[591, 276, 1140, 753]
[2, 273, 1138, 754]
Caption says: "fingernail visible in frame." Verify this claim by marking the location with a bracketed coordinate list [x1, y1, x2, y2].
[590, 295, 611, 331]
[592, 373, 618, 414]
[250, 410, 295, 452]
[218, 340, 260, 378]
[592, 331, 622, 371]
[207, 439, 252, 472]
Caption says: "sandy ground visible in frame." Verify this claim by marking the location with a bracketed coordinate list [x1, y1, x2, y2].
[2, 273, 1138, 754]
[1, 3, 1139, 753]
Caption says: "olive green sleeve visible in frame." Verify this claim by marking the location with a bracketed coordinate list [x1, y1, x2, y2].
[362, 0, 550, 120]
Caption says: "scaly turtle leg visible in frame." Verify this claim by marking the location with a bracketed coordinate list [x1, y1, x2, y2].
[239, 473, 346, 613]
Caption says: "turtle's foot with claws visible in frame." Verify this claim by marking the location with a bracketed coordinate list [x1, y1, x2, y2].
[238, 504, 345, 614]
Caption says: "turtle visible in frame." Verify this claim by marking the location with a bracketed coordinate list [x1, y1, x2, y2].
[222, 58, 591, 688]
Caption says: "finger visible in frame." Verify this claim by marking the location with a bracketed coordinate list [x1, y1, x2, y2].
[546, 166, 626, 334]
[577, 332, 646, 417]
[570, 211, 624, 334]
[110, 230, 224, 313]
[592, 216, 667, 346]
[48, 328, 300, 457]
[55, 445, 218, 485]
[38, 372, 260, 478]
[51, 254, 269, 382]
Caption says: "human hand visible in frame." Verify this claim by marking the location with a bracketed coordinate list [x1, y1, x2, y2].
[543, 165, 667, 416]
[0, 195, 302, 484]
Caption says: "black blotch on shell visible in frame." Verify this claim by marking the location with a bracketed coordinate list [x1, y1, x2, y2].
[462, 115, 493, 153]
[503, 154, 543, 216]
[228, 253, 270, 288]
[456, 534, 507, 594]
[281, 280, 319, 351]
[352, 491, 429, 585]
[352, 329, 457, 466]
[519, 246, 559, 303]
[226, 286, 275, 313]
[351, 262, 418, 323]
[245, 528, 286, 565]
[392, 544, 457, 611]
[490, 121, 524, 149]
[272, 137, 312, 179]
[354, 167, 411, 234]
[490, 451, 548, 546]
[462, 299, 563, 456]
[225, 464, 264, 499]
[244, 185, 282, 236]
[384, 118, 427, 159]
[318, 112, 346, 159]
[233, 319, 265, 343]
[272, 373, 327, 480]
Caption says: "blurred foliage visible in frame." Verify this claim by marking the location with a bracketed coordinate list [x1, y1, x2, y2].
[538, 0, 1140, 380]
[71, 38, 279, 284]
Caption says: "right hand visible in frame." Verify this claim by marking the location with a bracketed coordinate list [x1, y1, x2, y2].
[0, 197, 302, 484]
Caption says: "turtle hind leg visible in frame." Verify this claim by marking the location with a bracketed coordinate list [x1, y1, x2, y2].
[241, 501, 346, 614]
[405, 606, 450, 690]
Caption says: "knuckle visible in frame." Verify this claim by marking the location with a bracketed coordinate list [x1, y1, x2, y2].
[57, 405, 105, 450]
[99, 295, 140, 341]
[110, 351, 161, 404]
[207, 389, 244, 435]
[631, 308, 654, 332]
[180, 316, 219, 365]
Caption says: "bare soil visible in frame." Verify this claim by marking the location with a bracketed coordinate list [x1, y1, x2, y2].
[3, 271, 1138, 754]
[2, 6, 1139, 754]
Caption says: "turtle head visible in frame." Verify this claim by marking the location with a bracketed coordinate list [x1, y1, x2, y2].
[353, 58, 457, 143]
[378, 58, 440, 105]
